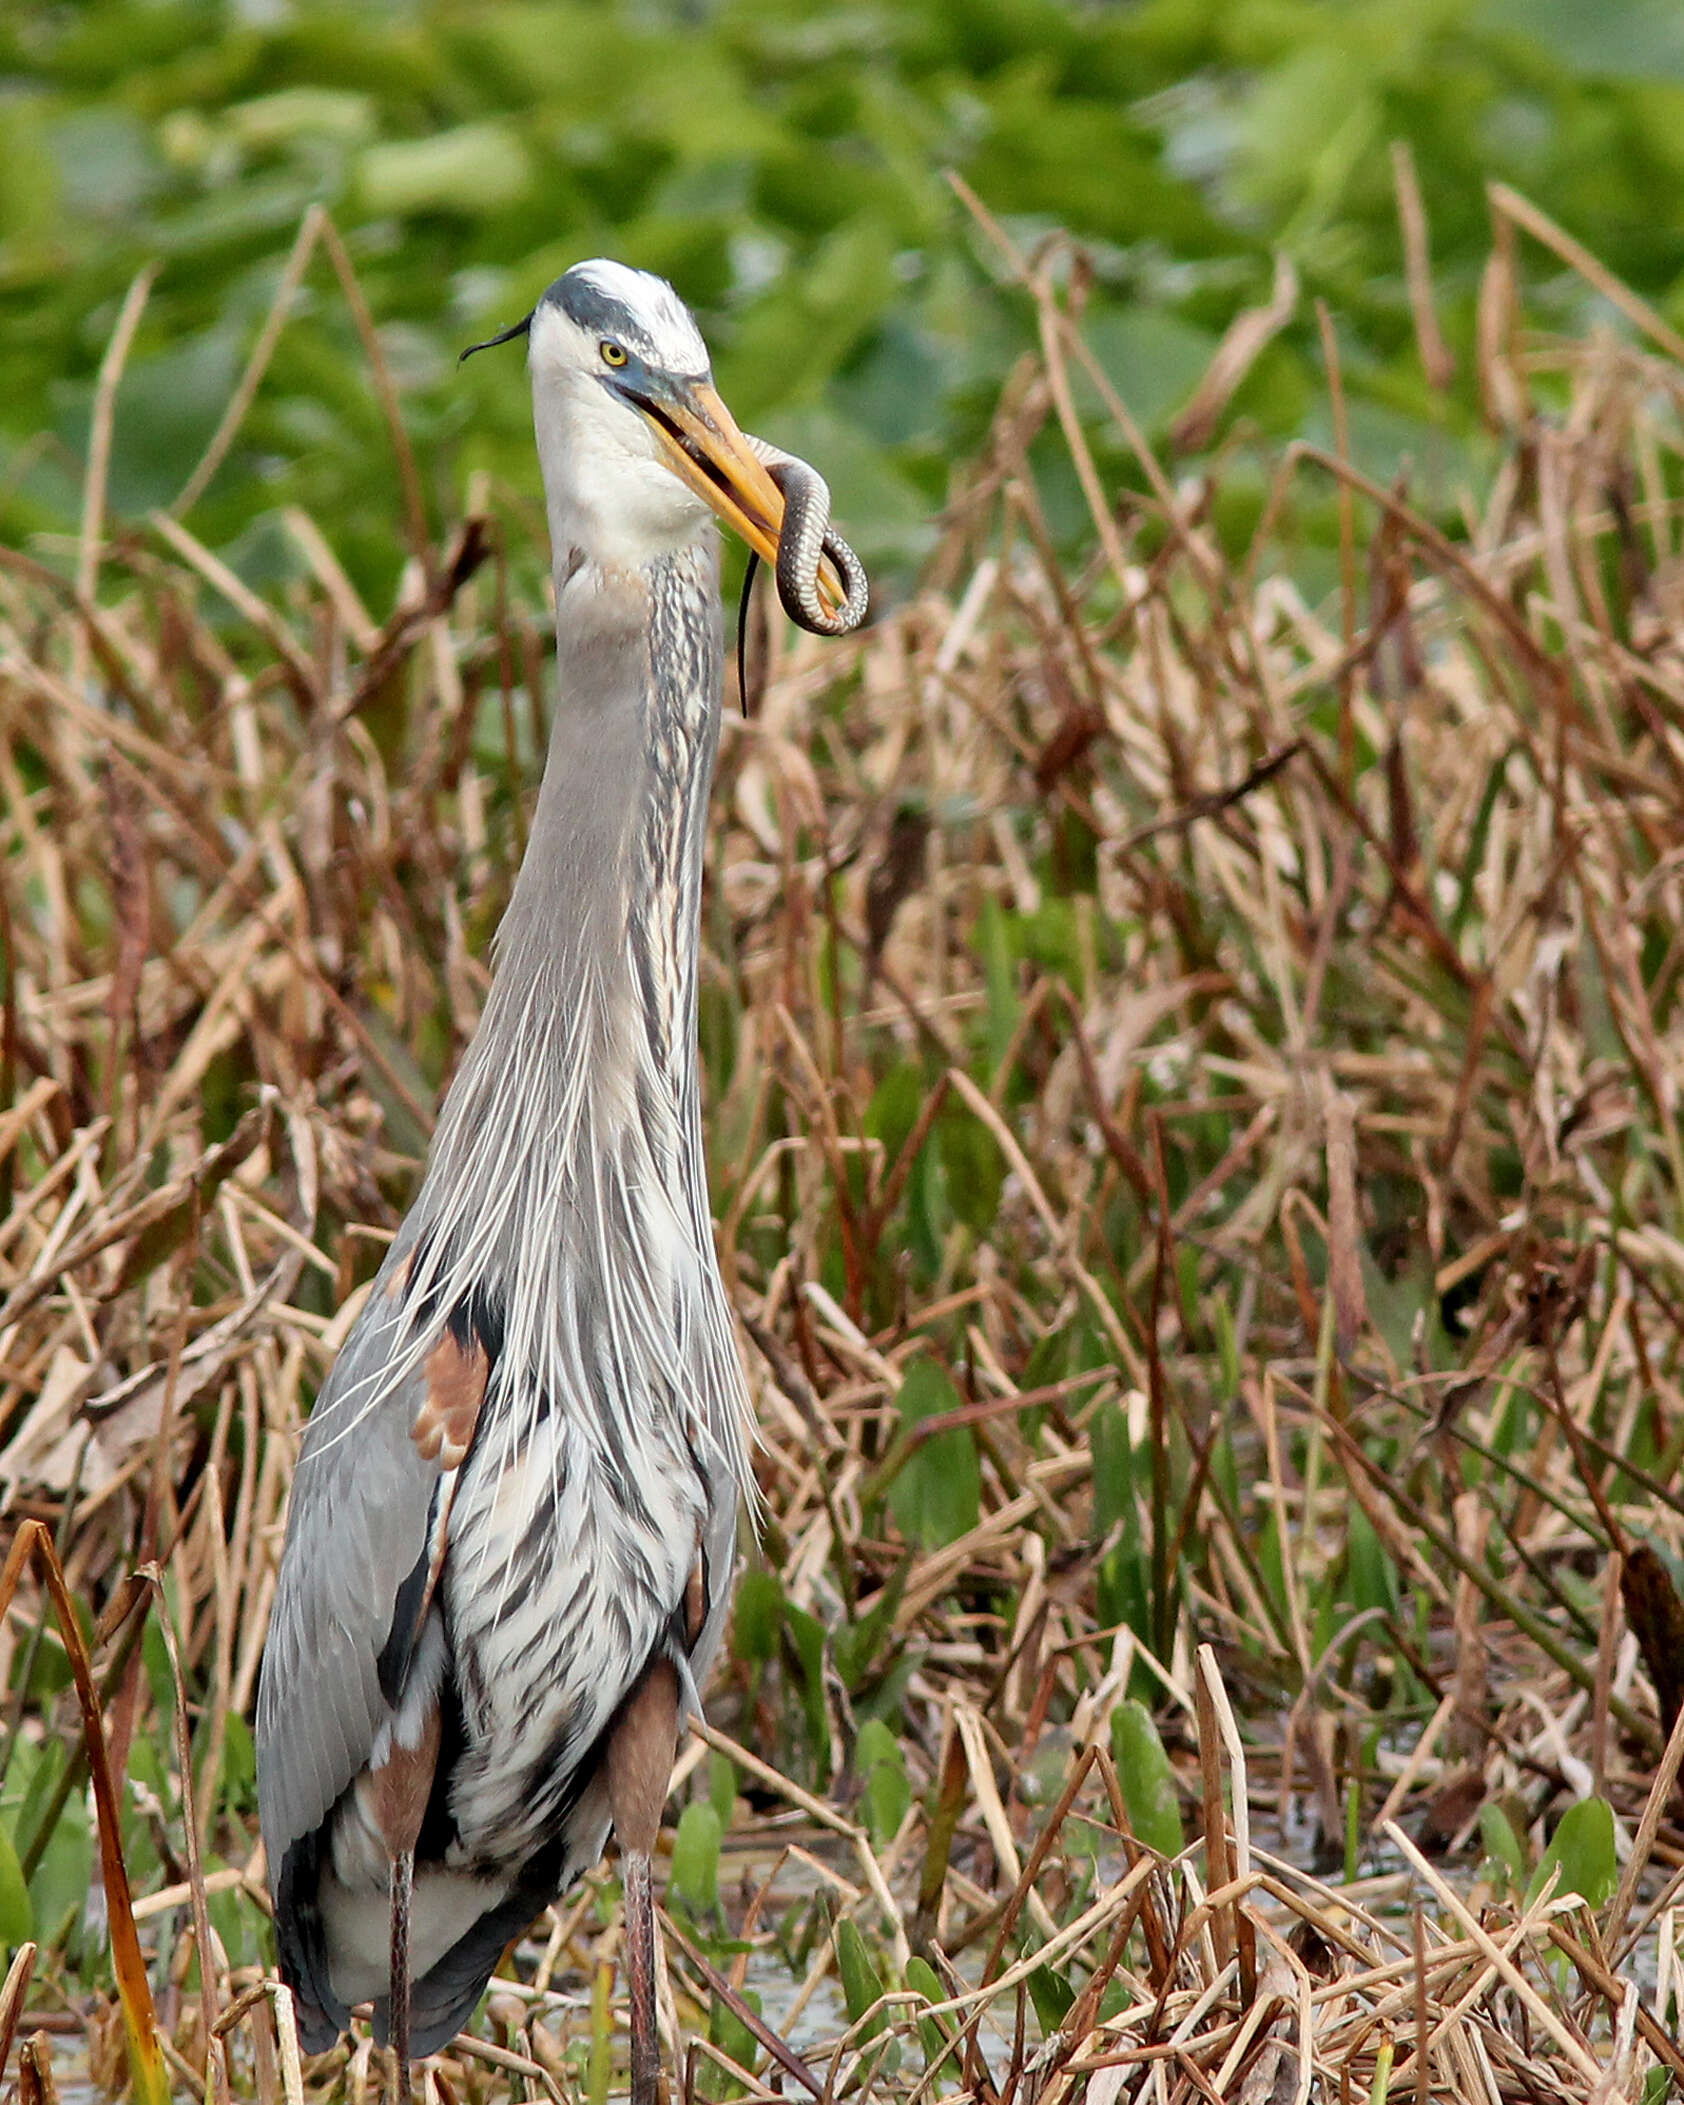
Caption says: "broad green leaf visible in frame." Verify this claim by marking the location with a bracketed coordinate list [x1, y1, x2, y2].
[856, 1719, 911, 1845]
[669, 1801, 722, 1918]
[1528, 1796, 1616, 1911]
[886, 1359, 979, 1550]
[1482, 0, 1684, 81]
[0, 93, 58, 252]
[225, 89, 374, 150]
[1478, 1802, 1526, 1886]
[209, 1873, 254, 1973]
[1345, 1505, 1399, 1618]
[864, 1062, 928, 1168]
[0, 1821, 32, 1944]
[1086, 305, 1220, 435]
[834, 1916, 885, 2039]
[709, 1989, 760, 2077]
[25, 1788, 90, 1967]
[731, 1569, 783, 1664]
[937, 1108, 1005, 1235]
[906, 1954, 952, 2073]
[864, 1760, 911, 1847]
[855, 1718, 898, 1772]
[975, 897, 1017, 1070]
[1092, 1400, 1134, 1535]
[220, 1713, 256, 1810]
[1096, 1541, 1150, 1653]
[832, 1559, 908, 1690]
[1210, 1292, 1240, 1399]
[708, 1751, 737, 1829]
[783, 1602, 831, 1773]
[1027, 1964, 1075, 2034]
[355, 123, 533, 217]
[1110, 1701, 1184, 1858]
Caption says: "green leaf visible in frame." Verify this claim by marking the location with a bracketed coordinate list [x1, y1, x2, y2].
[226, 88, 374, 150]
[832, 1559, 908, 1690]
[937, 1108, 1005, 1235]
[1096, 1540, 1150, 1655]
[1110, 1701, 1184, 1858]
[355, 122, 533, 217]
[1478, 1802, 1526, 1886]
[834, 1916, 885, 2039]
[885, 1359, 979, 1550]
[906, 1953, 952, 2072]
[1085, 305, 1219, 436]
[783, 1603, 831, 1776]
[855, 1720, 911, 1846]
[24, 1785, 89, 1967]
[1091, 1400, 1134, 1535]
[709, 1751, 737, 1829]
[709, 1989, 760, 2077]
[731, 1568, 783, 1665]
[669, 1801, 722, 1918]
[1345, 1505, 1399, 1618]
[855, 1718, 898, 1772]
[864, 1062, 927, 1168]
[1027, 1964, 1074, 2034]
[1528, 1796, 1616, 1911]
[864, 1762, 911, 1848]
[208, 1872, 254, 1973]
[0, 93, 60, 256]
[0, 1820, 32, 1944]
[1210, 1292, 1240, 1399]
[1482, 0, 1684, 81]
[976, 896, 1017, 1070]
[219, 1712, 256, 1810]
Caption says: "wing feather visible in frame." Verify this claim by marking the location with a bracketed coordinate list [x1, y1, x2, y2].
[256, 1245, 446, 1876]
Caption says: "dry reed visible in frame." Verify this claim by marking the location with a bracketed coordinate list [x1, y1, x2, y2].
[1, 187, 1682, 2102]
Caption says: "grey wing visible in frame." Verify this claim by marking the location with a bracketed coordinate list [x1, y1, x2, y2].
[257, 1249, 444, 1879]
[691, 1466, 741, 1698]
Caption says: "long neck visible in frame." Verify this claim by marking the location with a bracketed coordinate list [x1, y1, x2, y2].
[408, 541, 728, 1344]
[491, 543, 723, 1104]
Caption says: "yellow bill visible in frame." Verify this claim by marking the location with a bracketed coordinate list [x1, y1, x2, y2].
[638, 382, 850, 623]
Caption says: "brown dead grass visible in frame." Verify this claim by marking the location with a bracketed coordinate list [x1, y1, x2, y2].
[2, 188, 1684, 2102]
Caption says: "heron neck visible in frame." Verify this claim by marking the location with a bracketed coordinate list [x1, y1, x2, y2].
[443, 542, 723, 1170]
[389, 533, 749, 1516]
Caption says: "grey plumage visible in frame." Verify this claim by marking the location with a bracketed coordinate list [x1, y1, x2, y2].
[256, 260, 864, 2073]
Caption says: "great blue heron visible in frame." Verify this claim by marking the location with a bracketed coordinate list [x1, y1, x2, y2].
[256, 259, 867, 2102]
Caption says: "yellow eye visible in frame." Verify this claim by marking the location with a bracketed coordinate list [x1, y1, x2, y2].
[600, 340, 628, 367]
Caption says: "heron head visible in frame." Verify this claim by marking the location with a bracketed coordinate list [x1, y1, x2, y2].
[463, 259, 802, 581]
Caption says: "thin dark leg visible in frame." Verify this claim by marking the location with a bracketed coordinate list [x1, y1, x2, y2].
[389, 1848, 413, 2105]
[623, 1849, 665, 2105]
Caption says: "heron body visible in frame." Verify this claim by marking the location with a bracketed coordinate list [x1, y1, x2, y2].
[256, 261, 865, 2078]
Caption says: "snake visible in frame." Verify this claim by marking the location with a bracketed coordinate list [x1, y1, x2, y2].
[749, 438, 870, 637]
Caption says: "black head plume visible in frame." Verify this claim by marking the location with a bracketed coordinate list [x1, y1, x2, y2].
[458, 313, 533, 365]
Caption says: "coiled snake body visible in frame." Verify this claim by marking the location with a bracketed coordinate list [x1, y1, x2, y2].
[750, 438, 870, 637]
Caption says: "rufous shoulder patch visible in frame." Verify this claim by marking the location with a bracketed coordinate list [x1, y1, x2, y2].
[412, 1331, 488, 1469]
[684, 1556, 708, 1648]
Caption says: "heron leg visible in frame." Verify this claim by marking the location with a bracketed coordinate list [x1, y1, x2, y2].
[369, 1696, 441, 2102]
[389, 1848, 413, 2105]
[607, 1661, 680, 2105]
[623, 1850, 665, 2105]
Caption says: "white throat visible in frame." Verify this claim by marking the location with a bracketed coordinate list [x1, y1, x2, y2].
[527, 316, 712, 575]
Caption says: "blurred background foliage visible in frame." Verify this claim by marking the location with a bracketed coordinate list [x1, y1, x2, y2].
[3, 0, 1684, 601]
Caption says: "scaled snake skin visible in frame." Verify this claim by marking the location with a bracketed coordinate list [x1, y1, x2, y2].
[749, 437, 870, 637]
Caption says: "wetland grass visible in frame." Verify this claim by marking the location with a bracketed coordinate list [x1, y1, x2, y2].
[2, 191, 1683, 2101]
